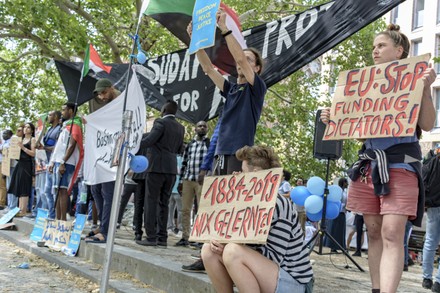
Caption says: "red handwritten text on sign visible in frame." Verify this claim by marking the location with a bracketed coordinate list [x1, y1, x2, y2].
[324, 54, 430, 140]
[189, 168, 282, 244]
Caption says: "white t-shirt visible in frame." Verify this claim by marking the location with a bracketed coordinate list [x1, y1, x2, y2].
[50, 127, 79, 166]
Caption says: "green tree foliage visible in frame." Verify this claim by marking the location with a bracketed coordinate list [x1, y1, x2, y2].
[1, 0, 386, 178]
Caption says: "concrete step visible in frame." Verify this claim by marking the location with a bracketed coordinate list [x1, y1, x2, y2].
[0, 217, 214, 293]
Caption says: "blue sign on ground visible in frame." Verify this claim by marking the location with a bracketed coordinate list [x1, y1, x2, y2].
[30, 209, 49, 242]
[188, 0, 220, 54]
[0, 207, 20, 225]
[66, 214, 87, 256]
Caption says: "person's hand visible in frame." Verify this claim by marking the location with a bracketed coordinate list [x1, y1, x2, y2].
[186, 21, 193, 38]
[215, 8, 228, 32]
[48, 163, 54, 173]
[422, 65, 436, 92]
[177, 182, 183, 196]
[210, 240, 225, 255]
[59, 163, 66, 175]
[198, 170, 206, 185]
[232, 171, 242, 175]
[320, 107, 331, 124]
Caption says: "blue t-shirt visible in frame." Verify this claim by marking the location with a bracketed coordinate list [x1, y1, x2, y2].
[215, 73, 266, 155]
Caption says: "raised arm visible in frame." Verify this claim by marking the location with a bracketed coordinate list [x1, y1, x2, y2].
[216, 9, 256, 85]
[187, 22, 225, 91]
[417, 65, 436, 131]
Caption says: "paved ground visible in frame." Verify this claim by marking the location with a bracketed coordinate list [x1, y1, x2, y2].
[0, 238, 99, 293]
[0, 215, 434, 293]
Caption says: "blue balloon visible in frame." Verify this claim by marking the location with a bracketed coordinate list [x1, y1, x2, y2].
[130, 155, 148, 173]
[137, 52, 147, 64]
[325, 202, 340, 220]
[327, 185, 343, 202]
[304, 195, 324, 214]
[306, 211, 322, 222]
[290, 186, 311, 206]
[307, 176, 325, 195]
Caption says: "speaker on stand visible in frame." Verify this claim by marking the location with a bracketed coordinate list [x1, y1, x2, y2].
[306, 109, 364, 272]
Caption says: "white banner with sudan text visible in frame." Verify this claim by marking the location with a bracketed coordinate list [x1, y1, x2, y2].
[84, 72, 146, 185]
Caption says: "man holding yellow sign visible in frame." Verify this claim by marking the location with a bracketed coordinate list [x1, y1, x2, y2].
[320, 24, 436, 293]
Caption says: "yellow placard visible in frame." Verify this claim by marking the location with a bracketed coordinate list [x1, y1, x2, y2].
[1, 148, 10, 176]
[8, 136, 21, 160]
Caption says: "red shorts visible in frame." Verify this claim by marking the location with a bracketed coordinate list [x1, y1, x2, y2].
[346, 168, 418, 219]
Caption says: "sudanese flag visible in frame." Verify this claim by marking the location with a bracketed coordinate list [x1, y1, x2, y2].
[142, 0, 246, 76]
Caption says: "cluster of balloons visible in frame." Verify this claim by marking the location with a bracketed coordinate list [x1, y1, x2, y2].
[290, 176, 343, 222]
[129, 154, 149, 173]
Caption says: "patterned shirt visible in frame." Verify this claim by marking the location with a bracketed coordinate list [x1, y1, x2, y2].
[258, 195, 313, 284]
[180, 136, 209, 181]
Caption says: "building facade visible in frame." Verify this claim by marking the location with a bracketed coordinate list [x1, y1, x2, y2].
[387, 0, 440, 153]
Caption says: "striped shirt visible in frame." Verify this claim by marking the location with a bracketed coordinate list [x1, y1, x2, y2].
[180, 136, 209, 181]
[258, 195, 313, 284]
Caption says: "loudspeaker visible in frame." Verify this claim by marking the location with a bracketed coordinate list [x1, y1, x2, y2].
[313, 109, 342, 160]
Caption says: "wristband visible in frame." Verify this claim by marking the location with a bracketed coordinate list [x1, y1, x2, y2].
[222, 30, 232, 37]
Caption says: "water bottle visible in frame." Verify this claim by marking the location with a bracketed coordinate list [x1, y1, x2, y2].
[79, 181, 87, 204]
[417, 251, 423, 263]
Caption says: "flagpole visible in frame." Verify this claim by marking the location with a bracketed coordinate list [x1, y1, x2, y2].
[99, 7, 144, 293]
[53, 73, 84, 219]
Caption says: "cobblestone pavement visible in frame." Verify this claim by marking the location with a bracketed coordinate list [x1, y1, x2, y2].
[0, 238, 102, 293]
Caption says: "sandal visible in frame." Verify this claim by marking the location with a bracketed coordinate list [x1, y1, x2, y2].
[85, 233, 106, 244]
[87, 228, 100, 237]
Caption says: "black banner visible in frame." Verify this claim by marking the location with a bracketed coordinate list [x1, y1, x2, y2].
[56, 0, 404, 124]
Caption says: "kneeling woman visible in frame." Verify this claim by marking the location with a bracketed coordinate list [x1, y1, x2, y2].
[201, 145, 313, 293]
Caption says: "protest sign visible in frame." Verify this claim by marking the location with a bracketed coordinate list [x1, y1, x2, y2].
[8, 136, 21, 160]
[189, 168, 282, 244]
[41, 219, 57, 246]
[64, 214, 87, 256]
[324, 54, 430, 140]
[188, 0, 220, 54]
[1, 148, 10, 176]
[50, 220, 72, 251]
[30, 209, 49, 242]
[0, 207, 19, 225]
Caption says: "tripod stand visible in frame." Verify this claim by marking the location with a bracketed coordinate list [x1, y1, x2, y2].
[305, 157, 364, 272]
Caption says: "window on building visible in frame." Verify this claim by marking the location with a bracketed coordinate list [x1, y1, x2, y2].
[413, 0, 424, 29]
[412, 39, 422, 56]
[391, 7, 399, 24]
[436, 88, 440, 128]
[436, 36, 440, 74]
[438, 0, 440, 23]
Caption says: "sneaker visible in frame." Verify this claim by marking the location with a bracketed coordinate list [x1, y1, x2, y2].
[182, 259, 205, 273]
[175, 230, 183, 238]
[423, 278, 433, 289]
[189, 242, 203, 249]
[432, 282, 440, 293]
[176, 238, 189, 246]
[403, 264, 408, 271]
[352, 251, 361, 257]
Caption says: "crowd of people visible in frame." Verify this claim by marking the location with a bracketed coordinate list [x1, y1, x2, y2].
[0, 13, 439, 293]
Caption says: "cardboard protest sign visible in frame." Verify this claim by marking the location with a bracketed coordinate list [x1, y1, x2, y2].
[324, 54, 430, 140]
[1, 148, 10, 176]
[50, 220, 72, 251]
[188, 0, 220, 54]
[8, 136, 21, 160]
[189, 168, 282, 244]
[41, 219, 57, 247]
[30, 209, 49, 242]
